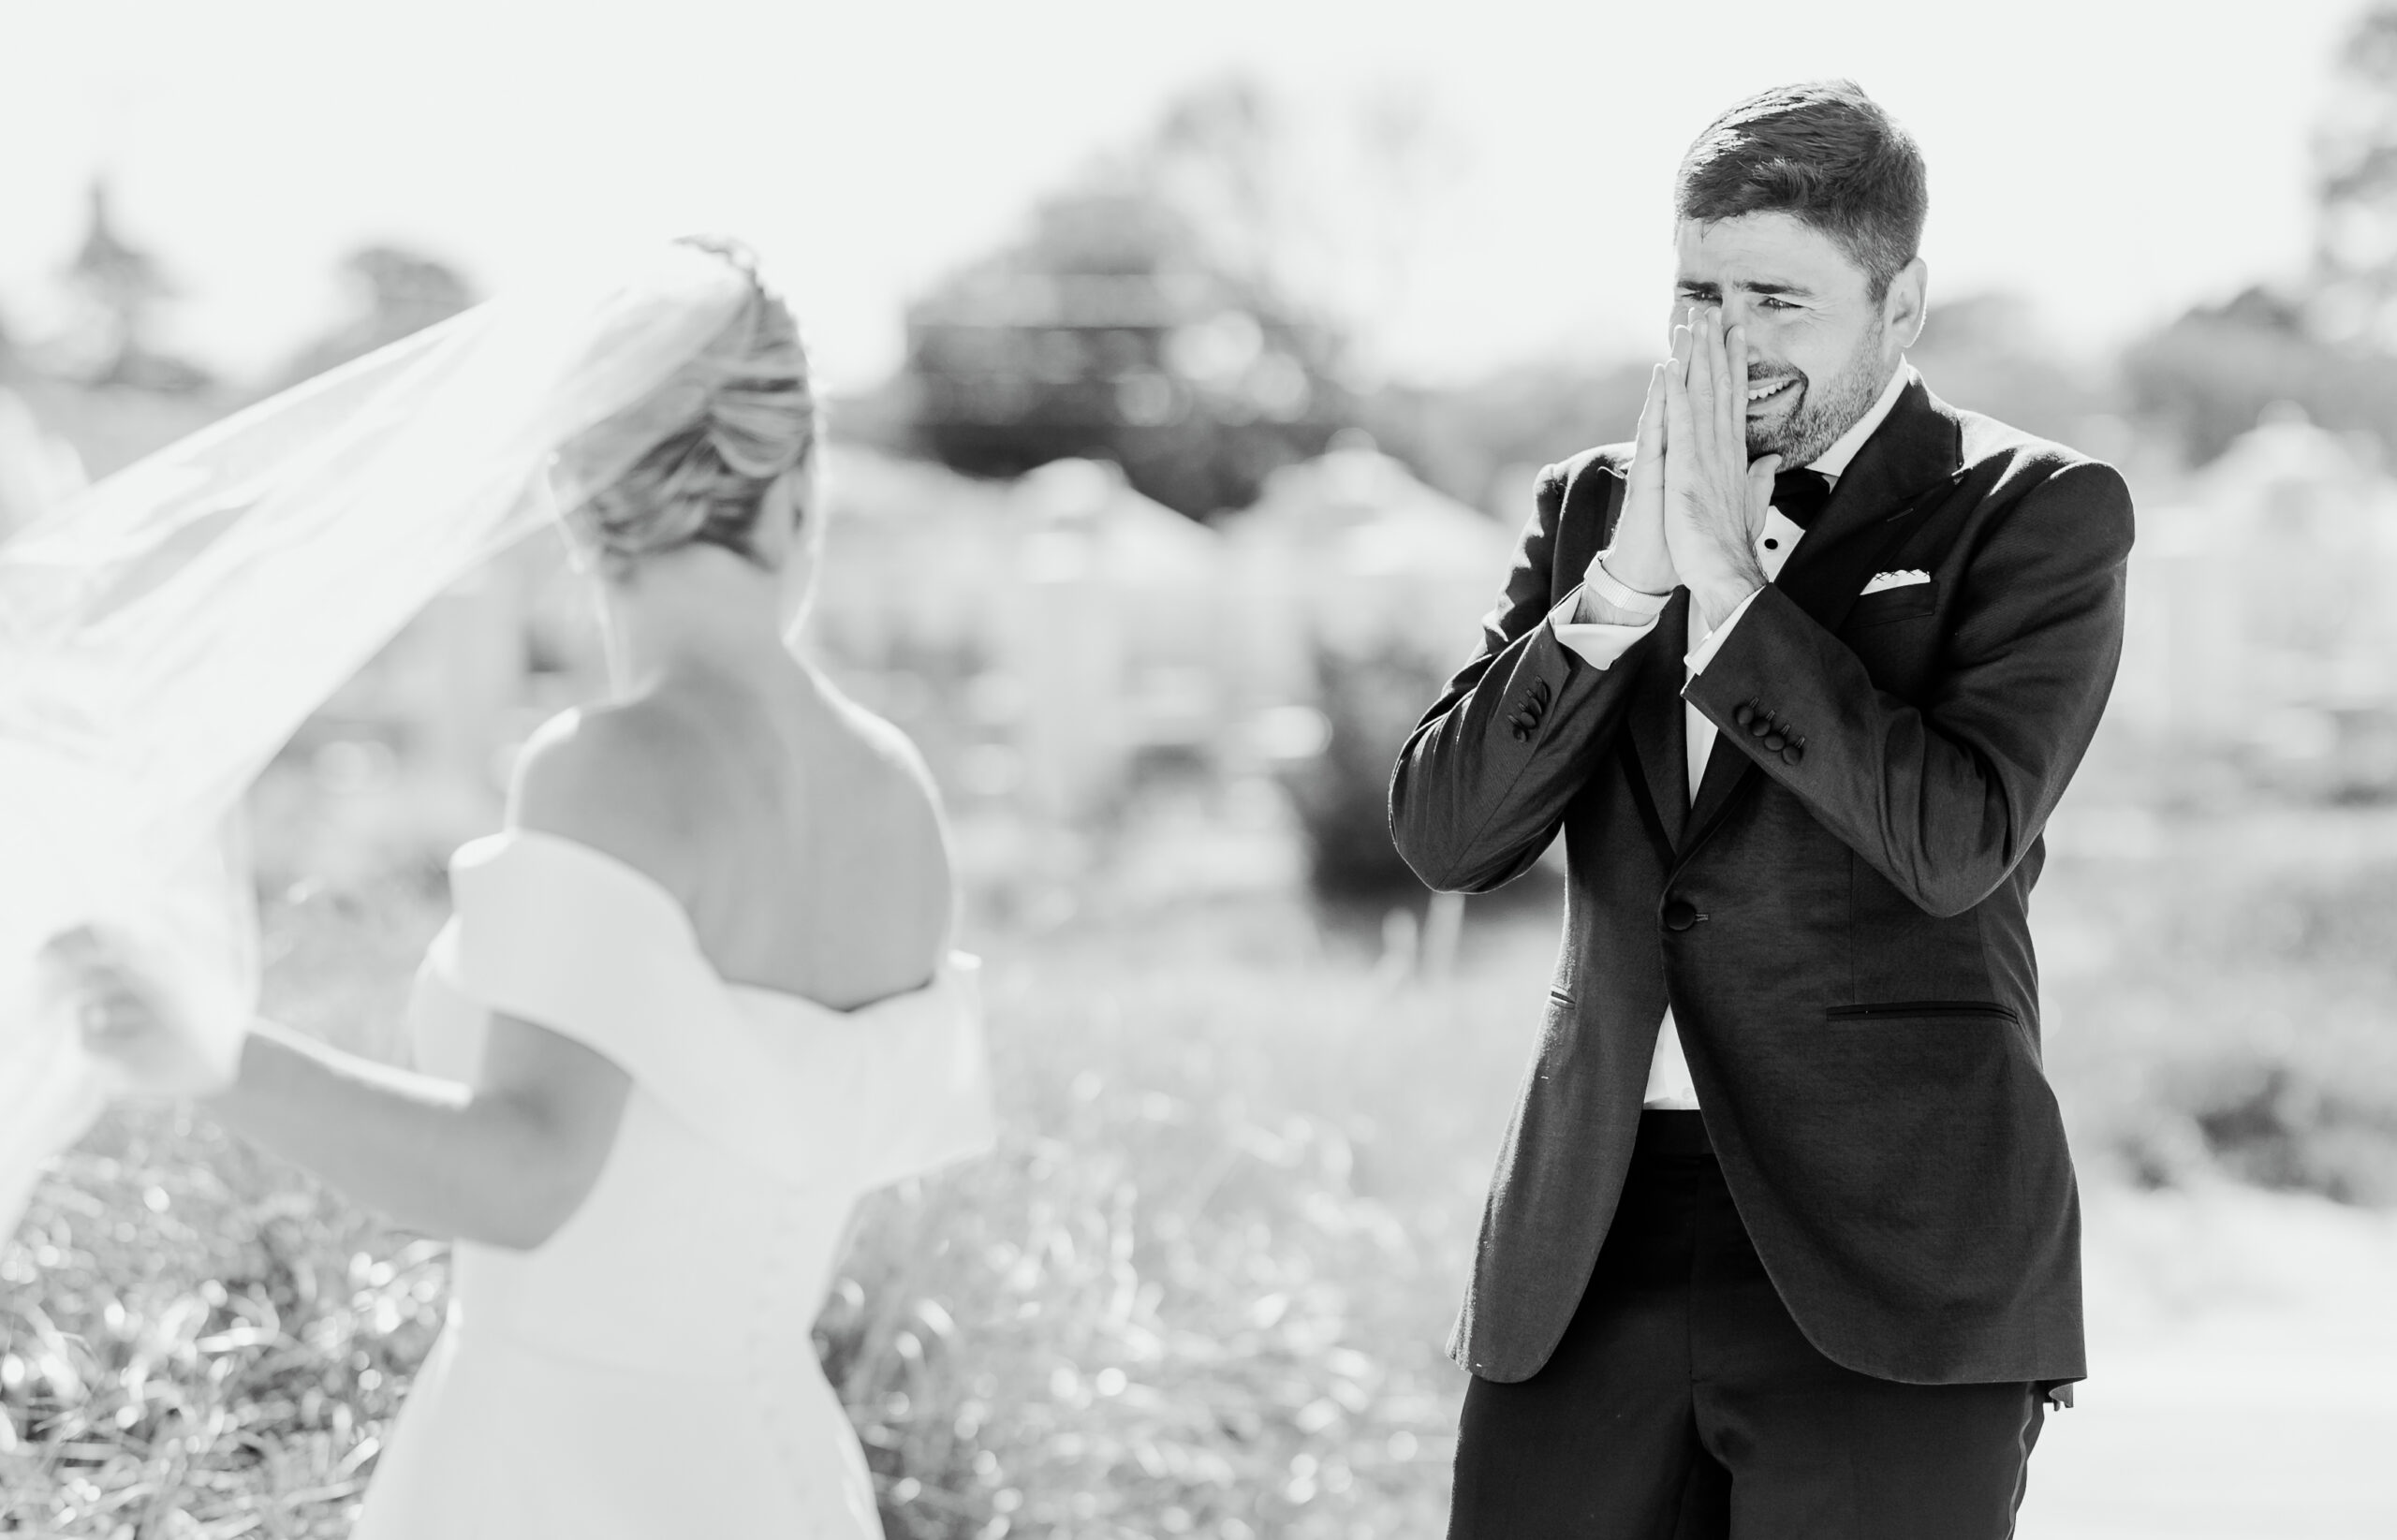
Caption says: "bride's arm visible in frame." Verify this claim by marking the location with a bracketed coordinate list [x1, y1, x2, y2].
[205, 1012, 628, 1250]
[62, 711, 675, 1250]
[211, 713, 682, 1247]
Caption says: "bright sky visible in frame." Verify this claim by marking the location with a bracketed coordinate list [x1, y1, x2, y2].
[0, 0, 2359, 392]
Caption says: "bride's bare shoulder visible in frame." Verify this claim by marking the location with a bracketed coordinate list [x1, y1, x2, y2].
[807, 673, 941, 806]
[504, 701, 711, 904]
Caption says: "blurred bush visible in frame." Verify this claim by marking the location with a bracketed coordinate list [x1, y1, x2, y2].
[2043, 817, 2397, 1209]
[1276, 638, 1454, 902]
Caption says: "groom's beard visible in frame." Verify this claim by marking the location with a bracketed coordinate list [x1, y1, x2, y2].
[1744, 322, 1890, 469]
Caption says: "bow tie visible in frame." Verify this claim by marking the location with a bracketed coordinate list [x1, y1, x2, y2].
[1771, 467, 1834, 530]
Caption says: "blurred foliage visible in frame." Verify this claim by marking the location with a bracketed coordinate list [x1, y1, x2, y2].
[2041, 813, 2397, 1209]
[2122, 286, 2397, 466]
[273, 249, 478, 392]
[2112, 0, 2397, 466]
[896, 186, 1352, 521]
[2313, 1, 2397, 342]
[54, 181, 212, 395]
[881, 80, 1364, 520]
[1907, 294, 2111, 444]
[1360, 359, 1653, 519]
[1277, 639, 1454, 901]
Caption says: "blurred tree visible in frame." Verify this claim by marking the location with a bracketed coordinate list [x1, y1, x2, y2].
[58, 180, 211, 393]
[1909, 293, 2112, 444]
[2113, 0, 2397, 467]
[276, 246, 478, 388]
[2314, 1, 2397, 343]
[2123, 286, 2397, 465]
[899, 179, 1351, 519]
[1361, 359, 1654, 519]
[883, 77, 1458, 520]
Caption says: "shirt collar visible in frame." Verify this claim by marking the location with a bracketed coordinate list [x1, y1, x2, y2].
[1807, 361, 1916, 484]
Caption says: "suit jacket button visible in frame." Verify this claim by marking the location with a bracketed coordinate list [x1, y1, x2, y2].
[1748, 717, 1772, 739]
[1762, 731, 1787, 752]
[1662, 900, 1697, 931]
[1781, 742, 1803, 765]
[1733, 702, 1756, 727]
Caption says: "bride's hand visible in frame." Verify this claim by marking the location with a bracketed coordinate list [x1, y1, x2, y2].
[38, 926, 235, 1100]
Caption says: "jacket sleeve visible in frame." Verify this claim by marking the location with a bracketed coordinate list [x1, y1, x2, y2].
[1388, 454, 1660, 892]
[1682, 459, 2135, 917]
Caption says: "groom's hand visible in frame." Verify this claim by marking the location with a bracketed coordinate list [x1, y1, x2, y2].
[1589, 359, 1678, 602]
[1664, 307, 1778, 635]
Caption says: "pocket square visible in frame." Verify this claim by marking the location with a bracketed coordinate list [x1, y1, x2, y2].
[1860, 569, 1931, 595]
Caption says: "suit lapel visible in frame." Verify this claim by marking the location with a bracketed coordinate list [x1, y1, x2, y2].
[1675, 377, 1966, 859]
[1769, 379, 1963, 638]
[1551, 455, 1687, 854]
[1682, 679, 1752, 844]
[1626, 589, 1691, 849]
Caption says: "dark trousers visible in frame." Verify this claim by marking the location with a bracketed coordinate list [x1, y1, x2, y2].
[1448, 1112, 2045, 1539]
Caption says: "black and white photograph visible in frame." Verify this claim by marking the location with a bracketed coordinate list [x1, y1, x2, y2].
[2, 3, 2392, 1536]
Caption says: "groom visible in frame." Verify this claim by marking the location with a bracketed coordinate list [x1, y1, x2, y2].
[1390, 81, 2130, 1536]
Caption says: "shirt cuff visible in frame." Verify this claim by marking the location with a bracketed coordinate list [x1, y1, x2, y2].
[1551, 585, 1661, 670]
[1684, 585, 1764, 674]
[1582, 553, 1672, 618]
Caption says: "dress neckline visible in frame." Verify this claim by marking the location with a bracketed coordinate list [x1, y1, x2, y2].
[454, 827, 951, 1020]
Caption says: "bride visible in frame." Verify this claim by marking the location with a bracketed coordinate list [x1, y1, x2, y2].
[39, 237, 992, 1537]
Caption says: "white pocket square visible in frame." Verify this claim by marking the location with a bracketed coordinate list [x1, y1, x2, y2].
[1860, 569, 1931, 595]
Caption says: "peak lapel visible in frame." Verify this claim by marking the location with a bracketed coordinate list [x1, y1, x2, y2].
[1625, 588, 1690, 848]
[1676, 377, 1965, 859]
[1769, 378, 1965, 637]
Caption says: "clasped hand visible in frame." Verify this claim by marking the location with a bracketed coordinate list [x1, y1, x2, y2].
[1601, 307, 1780, 635]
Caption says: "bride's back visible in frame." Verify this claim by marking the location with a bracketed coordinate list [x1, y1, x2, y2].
[519, 662, 951, 1014]
[536, 237, 951, 1014]
[647, 665, 950, 1011]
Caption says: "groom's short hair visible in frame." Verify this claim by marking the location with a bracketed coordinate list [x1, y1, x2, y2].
[1676, 81, 1927, 301]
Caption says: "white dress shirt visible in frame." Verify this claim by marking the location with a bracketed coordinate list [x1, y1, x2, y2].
[1546, 363, 1916, 1109]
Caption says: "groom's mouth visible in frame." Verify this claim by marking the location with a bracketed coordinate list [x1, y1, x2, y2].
[1745, 375, 1801, 414]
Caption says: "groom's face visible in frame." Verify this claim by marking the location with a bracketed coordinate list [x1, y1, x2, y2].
[1670, 212, 1913, 468]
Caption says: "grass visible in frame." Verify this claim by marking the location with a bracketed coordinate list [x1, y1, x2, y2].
[6, 766, 2396, 1536]
[2, 826, 1552, 1537]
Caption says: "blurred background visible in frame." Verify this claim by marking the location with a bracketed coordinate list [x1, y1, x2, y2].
[5, 2, 2397, 1536]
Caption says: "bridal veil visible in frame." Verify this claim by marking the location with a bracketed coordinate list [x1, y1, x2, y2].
[0, 242, 763, 1234]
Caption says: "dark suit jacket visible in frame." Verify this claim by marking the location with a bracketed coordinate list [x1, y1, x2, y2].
[1390, 378, 2131, 1388]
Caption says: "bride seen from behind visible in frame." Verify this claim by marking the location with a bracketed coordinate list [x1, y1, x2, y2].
[46, 237, 993, 1538]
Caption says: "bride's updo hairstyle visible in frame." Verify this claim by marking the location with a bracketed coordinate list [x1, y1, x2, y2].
[555, 236, 817, 575]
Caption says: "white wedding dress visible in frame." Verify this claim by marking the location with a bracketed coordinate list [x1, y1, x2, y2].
[348, 829, 993, 1540]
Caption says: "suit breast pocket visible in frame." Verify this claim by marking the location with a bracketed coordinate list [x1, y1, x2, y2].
[1841, 581, 1945, 701]
[1846, 579, 1940, 627]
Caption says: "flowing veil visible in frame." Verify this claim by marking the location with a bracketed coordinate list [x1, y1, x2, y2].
[0, 243, 757, 1235]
